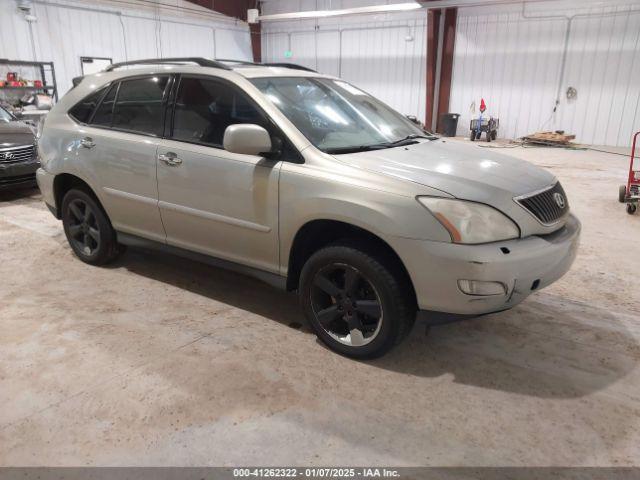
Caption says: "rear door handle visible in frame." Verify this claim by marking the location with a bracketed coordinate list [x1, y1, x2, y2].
[158, 151, 182, 166]
[80, 137, 95, 149]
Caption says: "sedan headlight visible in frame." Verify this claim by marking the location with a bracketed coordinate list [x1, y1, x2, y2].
[418, 197, 519, 244]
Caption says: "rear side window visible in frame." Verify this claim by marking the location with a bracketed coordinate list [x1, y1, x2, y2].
[91, 83, 117, 127]
[68, 86, 107, 123]
[172, 77, 269, 147]
[112, 76, 169, 136]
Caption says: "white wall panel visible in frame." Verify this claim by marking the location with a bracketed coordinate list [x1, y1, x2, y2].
[0, 0, 251, 98]
[215, 28, 253, 61]
[263, 0, 640, 147]
[449, 1, 640, 147]
[262, 14, 427, 121]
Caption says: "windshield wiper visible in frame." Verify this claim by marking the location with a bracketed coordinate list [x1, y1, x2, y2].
[324, 134, 435, 155]
[385, 133, 436, 145]
[324, 145, 389, 154]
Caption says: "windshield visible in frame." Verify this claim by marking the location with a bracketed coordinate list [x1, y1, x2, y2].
[0, 106, 14, 123]
[250, 77, 431, 153]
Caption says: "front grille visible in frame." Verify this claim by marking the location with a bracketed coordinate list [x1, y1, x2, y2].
[516, 182, 569, 225]
[0, 145, 35, 164]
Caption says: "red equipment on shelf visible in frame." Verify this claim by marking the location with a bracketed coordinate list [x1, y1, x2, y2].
[619, 130, 640, 215]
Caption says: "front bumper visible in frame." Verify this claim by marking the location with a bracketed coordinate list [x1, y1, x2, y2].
[393, 214, 581, 315]
[0, 159, 40, 190]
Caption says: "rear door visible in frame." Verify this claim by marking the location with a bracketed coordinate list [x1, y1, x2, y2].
[156, 75, 282, 273]
[77, 75, 170, 242]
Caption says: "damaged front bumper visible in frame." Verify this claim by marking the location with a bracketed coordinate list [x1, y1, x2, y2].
[392, 214, 581, 316]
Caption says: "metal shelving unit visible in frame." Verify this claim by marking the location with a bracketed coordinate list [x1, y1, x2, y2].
[0, 59, 58, 101]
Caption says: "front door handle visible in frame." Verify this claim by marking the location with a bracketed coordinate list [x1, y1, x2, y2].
[80, 137, 95, 149]
[158, 151, 182, 166]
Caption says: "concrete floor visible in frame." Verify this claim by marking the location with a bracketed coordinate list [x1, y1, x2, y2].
[1, 142, 639, 466]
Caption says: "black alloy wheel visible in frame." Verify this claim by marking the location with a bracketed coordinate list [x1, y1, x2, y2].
[62, 188, 124, 265]
[310, 263, 383, 347]
[66, 198, 101, 256]
[300, 244, 415, 359]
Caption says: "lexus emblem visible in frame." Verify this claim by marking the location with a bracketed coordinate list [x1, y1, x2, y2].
[1, 152, 14, 160]
[553, 192, 566, 208]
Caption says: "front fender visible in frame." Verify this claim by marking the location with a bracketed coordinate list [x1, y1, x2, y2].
[279, 165, 452, 274]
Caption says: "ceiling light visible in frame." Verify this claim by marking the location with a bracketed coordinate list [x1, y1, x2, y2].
[258, 2, 422, 22]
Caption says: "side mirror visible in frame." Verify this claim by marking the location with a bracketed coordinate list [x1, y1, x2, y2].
[223, 124, 272, 156]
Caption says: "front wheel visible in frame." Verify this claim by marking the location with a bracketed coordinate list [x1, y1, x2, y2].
[299, 244, 415, 359]
[62, 188, 124, 265]
[627, 203, 637, 215]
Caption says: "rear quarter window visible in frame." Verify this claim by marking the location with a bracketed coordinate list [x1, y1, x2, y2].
[68, 86, 108, 123]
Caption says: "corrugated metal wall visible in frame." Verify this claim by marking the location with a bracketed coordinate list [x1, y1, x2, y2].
[261, 1, 428, 122]
[0, 0, 251, 97]
[449, 1, 640, 147]
[263, 0, 640, 147]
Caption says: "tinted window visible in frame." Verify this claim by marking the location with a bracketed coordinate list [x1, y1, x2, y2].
[91, 83, 117, 127]
[112, 76, 169, 135]
[172, 77, 268, 147]
[68, 86, 107, 123]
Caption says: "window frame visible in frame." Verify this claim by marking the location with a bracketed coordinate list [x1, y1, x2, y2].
[66, 73, 304, 163]
[67, 83, 111, 125]
[167, 74, 303, 163]
[108, 74, 173, 138]
[88, 81, 119, 127]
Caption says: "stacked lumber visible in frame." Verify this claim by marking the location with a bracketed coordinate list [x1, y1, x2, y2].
[522, 131, 576, 146]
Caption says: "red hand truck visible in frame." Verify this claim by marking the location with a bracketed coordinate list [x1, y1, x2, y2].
[619, 131, 640, 214]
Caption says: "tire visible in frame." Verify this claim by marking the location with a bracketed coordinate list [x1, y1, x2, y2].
[299, 243, 416, 359]
[491, 130, 497, 140]
[486, 131, 492, 142]
[627, 203, 637, 215]
[470, 131, 476, 142]
[619, 185, 627, 203]
[61, 188, 124, 265]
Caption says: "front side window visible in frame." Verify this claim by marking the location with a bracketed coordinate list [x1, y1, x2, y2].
[68, 86, 107, 124]
[172, 77, 268, 147]
[250, 77, 428, 153]
[111, 76, 169, 135]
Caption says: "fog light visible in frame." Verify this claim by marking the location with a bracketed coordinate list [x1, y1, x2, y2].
[458, 279, 507, 296]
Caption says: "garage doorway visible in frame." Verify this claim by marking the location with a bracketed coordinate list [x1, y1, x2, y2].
[80, 56, 113, 76]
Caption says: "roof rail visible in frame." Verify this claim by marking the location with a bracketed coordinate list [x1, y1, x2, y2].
[105, 57, 231, 72]
[262, 63, 317, 72]
[216, 59, 258, 66]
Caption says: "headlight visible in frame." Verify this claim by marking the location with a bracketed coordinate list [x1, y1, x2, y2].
[418, 197, 519, 244]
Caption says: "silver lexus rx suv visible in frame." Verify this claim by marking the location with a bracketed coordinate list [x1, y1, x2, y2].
[36, 58, 580, 358]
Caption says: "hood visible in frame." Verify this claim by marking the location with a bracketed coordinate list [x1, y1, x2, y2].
[336, 139, 555, 202]
[0, 121, 36, 148]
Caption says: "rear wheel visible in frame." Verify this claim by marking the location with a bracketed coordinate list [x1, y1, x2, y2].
[62, 188, 124, 265]
[300, 244, 415, 359]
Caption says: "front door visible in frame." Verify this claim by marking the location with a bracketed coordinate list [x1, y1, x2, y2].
[156, 76, 281, 273]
